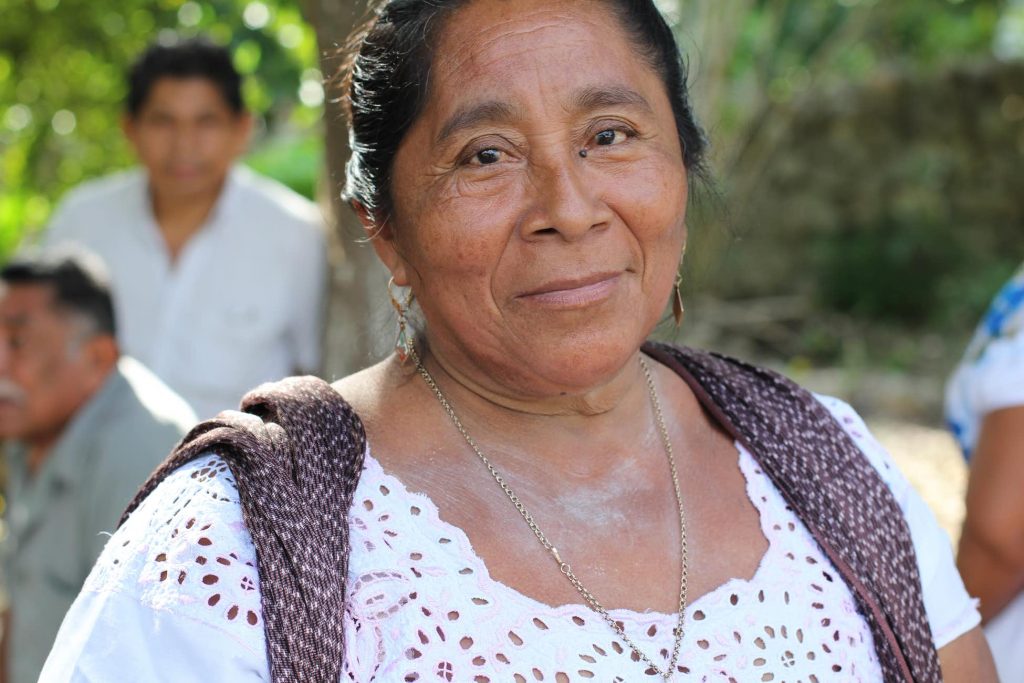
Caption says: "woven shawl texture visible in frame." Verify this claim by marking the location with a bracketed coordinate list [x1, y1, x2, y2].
[120, 376, 366, 683]
[648, 343, 941, 683]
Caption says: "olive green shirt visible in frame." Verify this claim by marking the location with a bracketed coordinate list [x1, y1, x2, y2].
[2, 357, 195, 683]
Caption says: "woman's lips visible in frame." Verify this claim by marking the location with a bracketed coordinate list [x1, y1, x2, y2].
[516, 272, 622, 308]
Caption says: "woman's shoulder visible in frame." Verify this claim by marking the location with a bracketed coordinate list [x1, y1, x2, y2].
[331, 356, 415, 413]
[949, 310, 1024, 410]
[651, 343, 911, 487]
[79, 440, 419, 626]
[812, 394, 908, 495]
[945, 264, 1024, 437]
[810, 394, 982, 648]
[42, 455, 275, 680]
[83, 454, 265, 639]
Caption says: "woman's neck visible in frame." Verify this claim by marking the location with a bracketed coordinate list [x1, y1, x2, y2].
[408, 339, 662, 480]
[418, 338, 648, 418]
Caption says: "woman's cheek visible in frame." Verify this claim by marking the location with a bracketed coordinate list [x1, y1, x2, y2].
[631, 154, 685, 202]
[611, 159, 686, 234]
[415, 200, 517, 279]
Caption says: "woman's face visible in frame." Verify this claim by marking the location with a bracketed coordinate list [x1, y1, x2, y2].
[377, 0, 689, 396]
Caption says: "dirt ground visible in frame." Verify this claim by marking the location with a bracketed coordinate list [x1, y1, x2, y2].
[867, 420, 968, 547]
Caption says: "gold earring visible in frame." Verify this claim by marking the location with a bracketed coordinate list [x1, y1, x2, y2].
[387, 277, 415, 363]
[673, 246, 686, 328]
[672, 271, 685, 328]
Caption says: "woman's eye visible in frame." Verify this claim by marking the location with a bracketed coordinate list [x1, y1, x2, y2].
[594, 129, 627, 146]
[474, 148, 502, 165]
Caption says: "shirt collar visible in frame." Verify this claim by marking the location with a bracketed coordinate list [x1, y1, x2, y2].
[213, 165, 245, 224]
[138, 165, 245, 238]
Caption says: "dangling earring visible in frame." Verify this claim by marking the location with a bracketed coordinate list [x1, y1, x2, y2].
[388, 277, 415, 363]
[672, 246, 686, 328]
[672, 271, 685, 328]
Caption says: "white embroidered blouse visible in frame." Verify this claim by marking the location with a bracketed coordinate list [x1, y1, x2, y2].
[41, 396, 978, 682]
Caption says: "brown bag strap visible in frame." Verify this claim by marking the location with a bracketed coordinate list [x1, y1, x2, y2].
[121, 376, 365, 683]
[644, 342, 941, 683]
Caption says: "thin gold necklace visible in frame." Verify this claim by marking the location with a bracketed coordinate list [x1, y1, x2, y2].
[411, 346, 689, 679]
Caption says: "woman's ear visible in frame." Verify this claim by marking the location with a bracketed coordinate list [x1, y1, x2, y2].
[351, 200, 410, 287]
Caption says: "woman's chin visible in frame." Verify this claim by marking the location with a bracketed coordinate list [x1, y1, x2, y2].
[498, 327, 650, 395]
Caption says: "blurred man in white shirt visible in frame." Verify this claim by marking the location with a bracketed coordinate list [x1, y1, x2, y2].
[45, 38, 327, 419]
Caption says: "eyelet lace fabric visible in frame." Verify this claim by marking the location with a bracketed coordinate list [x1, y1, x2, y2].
[80, 457, 265, 635]
[46, 397, 978, 682]
[337, 442, 882, 682]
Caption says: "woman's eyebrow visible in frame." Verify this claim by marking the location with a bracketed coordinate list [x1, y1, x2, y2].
[436, 100, 521, 144]
[434, 86, 651, 145]
[568, 85, 653, 115]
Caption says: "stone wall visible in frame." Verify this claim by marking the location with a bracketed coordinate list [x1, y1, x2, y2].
[692, 59, 1024, 329]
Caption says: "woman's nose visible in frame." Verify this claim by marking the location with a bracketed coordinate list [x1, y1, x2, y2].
[519, 153, 613, 242]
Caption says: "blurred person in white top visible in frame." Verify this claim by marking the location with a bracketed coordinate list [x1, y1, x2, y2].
[44, 38, 328, 419]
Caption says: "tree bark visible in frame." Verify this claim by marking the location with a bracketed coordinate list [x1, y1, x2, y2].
[301, 0, 392, 380]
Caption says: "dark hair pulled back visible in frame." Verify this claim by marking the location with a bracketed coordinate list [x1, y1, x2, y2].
[341, 0, 708, 222]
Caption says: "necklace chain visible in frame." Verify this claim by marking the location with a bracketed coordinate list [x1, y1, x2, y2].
[411, 347, 689, 679]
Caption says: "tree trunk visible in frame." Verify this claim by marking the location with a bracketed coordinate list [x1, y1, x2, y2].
[301, 0, 392, 380]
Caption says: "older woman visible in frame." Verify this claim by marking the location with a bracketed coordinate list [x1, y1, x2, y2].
[41, 1, 994, 681]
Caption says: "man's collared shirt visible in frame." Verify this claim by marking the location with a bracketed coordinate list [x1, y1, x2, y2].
[2, 357, 195, 683]
[45, 165, 328, 419]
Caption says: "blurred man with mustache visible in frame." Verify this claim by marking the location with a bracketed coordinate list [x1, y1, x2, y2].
[43, 38, 328, 420]
[0, 250, 195, 683]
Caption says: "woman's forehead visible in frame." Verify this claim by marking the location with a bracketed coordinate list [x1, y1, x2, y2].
[425, 0, 657, 117]
[434, 3, 609, 69]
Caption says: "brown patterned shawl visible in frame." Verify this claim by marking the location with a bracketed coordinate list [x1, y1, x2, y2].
[120, 344, 941, 682]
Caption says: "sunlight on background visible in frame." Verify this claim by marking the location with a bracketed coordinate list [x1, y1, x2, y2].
[996, 0, 1024, 57]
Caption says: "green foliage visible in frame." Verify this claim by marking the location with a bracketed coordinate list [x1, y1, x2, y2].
[707, 56, 1024, 372]
[677, 0, 1002, 162]
[815, 219, 962, 324]
[672, 0, 1018, 365]
[0, 0, 321, 254]
[245, 130, 321, 199]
